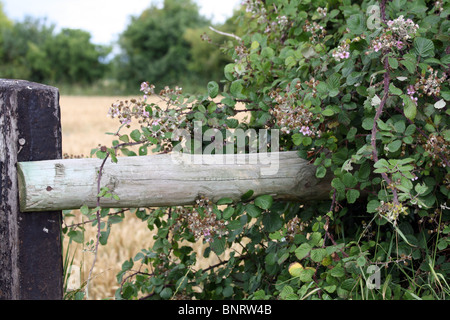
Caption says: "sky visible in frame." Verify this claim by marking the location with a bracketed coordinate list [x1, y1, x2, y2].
[1, 0, 242, 46]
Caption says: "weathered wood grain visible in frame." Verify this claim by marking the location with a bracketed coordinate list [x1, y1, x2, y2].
[18, 151, 332, 212]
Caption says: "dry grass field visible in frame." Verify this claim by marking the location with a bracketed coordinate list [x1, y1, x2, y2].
[60, 95, 148, 299]
[60, 95, 244, 300]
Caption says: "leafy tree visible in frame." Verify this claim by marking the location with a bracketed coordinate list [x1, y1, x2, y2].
[115, 0, 210, 91]
[0, 17, 55, 82]
[0, 13, 110, 85]
[47, 28, 111, 84]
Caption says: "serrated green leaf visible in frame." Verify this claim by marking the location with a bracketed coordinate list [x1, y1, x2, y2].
[389, 83, 402, 95]
[245, 204, 262, 218]
[207, 81, 219, 99]
[295, 243, 312, 260]
[387, 140, 402, 152]
[400, 60, 416, 73]
[222, 206, 235, 220]
[414, 37, 435, 58]
[160, 287, 173, 299]
[130, 129, 142, 142]
[330, 265, 345, 277]
[388, 57, 398, 69]
[241, 189, 254, 201]
[255, 194, 273, 210]
[217, 197, 233, 205]
[346, 189, 360, 204]
[299, 267, 315, 282]
[367, 200, 380, 213]
[322, 108, 335, 116]
[310, 248, 327, 262]
[402, 95, 417, 120]
[292, 133, 303, 146]
[316, 166, 327, 178]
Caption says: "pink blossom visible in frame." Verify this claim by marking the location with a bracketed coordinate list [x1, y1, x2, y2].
[373, 42, 382, 52]
[299, 126, 312, 136]
[396, 41, 404, 49]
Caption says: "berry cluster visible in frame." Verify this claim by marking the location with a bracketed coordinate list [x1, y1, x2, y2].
[269, 82, 321, 136]
[174, 196, 228, 243]
[302, 20, 326, 44]
[241, 0, 265, 17]
[377, 201, 408, 224]
[286, 216, 308, 242]
[369, 15, 419, 53]
[414, 66, 447, 97]
[316, 7, 327, 18]
[423, 133, 449, 168]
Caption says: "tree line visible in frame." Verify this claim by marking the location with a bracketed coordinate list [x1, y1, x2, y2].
[0, 0, 241, 94]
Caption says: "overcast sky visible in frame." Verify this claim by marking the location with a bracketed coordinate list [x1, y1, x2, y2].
[1, 0, 242, 45]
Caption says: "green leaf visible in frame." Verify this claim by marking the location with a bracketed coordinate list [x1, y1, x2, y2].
[265, 252, 277, 266]
[223, 285, 234, 298]
[388, 57, 399, 69]
[400, 60, 416, 73]
[316, 166, 327, 178]
[130, 129, 141, 142]
[367, 200, 380, 213]
[402, 95, 417, 120]
[331, 178, 346, 194]
[80, 205, 90, 216]
[414, 37, 435, 58]
[292, 133, 303, 146]
[210, 237, 226, 255]
[295, 243, 312, 260]
[389, 83, 402, 96]
[262, 211, 283, 232]
[160, 287, 173, 299]
[346, 189, 360, 204]
[207, 81, 219, 99]
[310, 248, 327, 262]
[322, 108, 335, 117]
[299, 267, 315, 282]
[394, 121, 406, 133]
[245, 204, 262, 218]
[330, 265, 345, 277]
[254, 194, 273, 210]
[68, 230, 84, 244]
[217, 197, 233, 205]
[387, 140, 402, 152]
[241, 189, 254, 201]
[222, 206, 235, 220]
[119, 134, 129, 143]
[230, 81, 245, 99]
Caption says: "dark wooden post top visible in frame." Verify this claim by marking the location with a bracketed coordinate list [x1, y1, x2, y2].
[0, 79, 63, 300]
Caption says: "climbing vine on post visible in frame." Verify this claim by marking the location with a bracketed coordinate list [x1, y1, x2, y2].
[63, 0, 450, 300]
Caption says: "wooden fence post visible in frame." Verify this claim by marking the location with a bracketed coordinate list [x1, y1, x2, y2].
[0, 79, 63, 300]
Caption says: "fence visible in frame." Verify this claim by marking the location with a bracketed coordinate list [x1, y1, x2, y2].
[0, 79, 331, 299]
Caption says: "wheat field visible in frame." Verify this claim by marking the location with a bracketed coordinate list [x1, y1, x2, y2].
[60, 95, 242, 300]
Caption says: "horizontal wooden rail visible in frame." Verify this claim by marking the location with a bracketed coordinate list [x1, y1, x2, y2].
[17, 151, 332, 212]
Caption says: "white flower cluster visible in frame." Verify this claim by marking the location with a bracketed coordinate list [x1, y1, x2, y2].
[369, 15, 419, 53]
